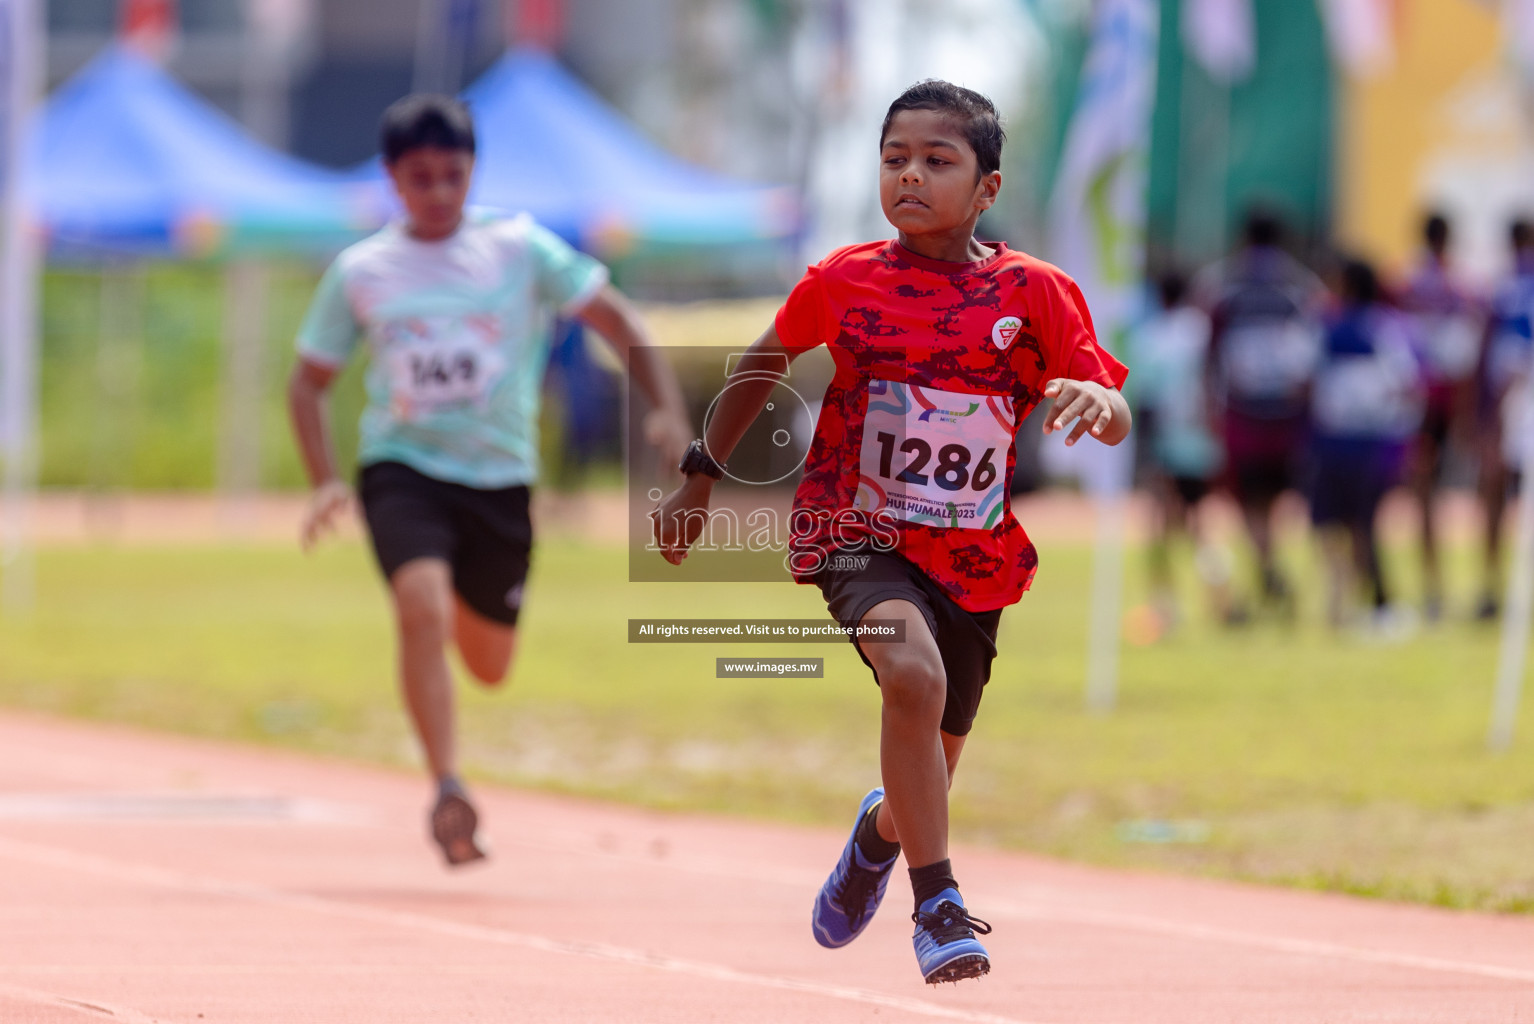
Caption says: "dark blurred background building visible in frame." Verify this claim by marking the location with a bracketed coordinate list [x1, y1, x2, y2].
[44, 0, 783, 174]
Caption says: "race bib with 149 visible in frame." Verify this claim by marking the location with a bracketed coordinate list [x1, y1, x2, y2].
[855, 380, 1015, 529]
[382, 314, 509, 421]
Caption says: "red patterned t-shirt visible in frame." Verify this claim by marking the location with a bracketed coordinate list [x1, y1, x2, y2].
[774, 239, 1128, 612]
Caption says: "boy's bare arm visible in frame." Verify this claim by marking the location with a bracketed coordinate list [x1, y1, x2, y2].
[288, 358, 342, 487]
[1041, 378, 1132, 447]
[651, 323, 797, 564]
[578, 284, 693, 468]
[287, 357, 353, 550]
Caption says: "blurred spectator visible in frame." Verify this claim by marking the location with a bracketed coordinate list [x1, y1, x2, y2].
[1475, 219, 1534, 619]
[1130, 270, 1237, 632]
[1398, 212, 1482, 621]
[1308, 258, 1425, 631]
[1197, 209, 1327, 619]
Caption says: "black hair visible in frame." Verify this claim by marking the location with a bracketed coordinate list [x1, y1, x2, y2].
[1243, 207, 1284, 248]
[1512, 218, 1533, 252]
[1340, 257, 1380, 306]
[880, 80, 1005, 178]
[1424, 211, 1449, 251]
[380, 94, 476, 164]
[1157, 271, 1188, 309]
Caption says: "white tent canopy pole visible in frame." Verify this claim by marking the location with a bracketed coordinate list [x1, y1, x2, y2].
[219, 260, 269, 530]
[1, 0, 42, 614]
[1489, 401, 1534, 750]
[1086, 489, 1129, 713]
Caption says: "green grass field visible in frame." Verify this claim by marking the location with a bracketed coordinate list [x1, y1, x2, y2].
[34, 266, 783, 491]
[2, 529, 1532, 914]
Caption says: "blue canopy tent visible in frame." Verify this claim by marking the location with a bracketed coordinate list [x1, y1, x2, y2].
[23, 47, 375, 501]
[359, 47, 798, 254]
[464, 48, 796, 249]
[30, 46, 372, 260]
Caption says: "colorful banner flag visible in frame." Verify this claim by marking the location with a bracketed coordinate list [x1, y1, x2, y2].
[1043, 0, 1153, 490]
[1182, 0, 1256, 83]
[1503, 0, 1534, 83]
[1042, 0, 1159, 712]
[1046, 0, 1158, 381]
[1318, 0, 1394, 78]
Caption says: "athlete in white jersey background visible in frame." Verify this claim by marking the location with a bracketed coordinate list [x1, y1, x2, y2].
[288, 95, 690, 866]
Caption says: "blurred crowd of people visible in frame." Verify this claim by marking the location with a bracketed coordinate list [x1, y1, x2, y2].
[1130, 209, 1534, 635]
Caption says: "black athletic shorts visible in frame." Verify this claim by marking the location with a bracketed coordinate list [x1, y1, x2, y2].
[1419, 393, 1454, 451]
[1172, 475, 1212, 507]
[358, 461, 533, 626]
[1309, 453, 1393, 528]
[815, 549, 1003, 737]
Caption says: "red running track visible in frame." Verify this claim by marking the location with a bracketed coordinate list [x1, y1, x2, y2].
[0, 710, 1530, 1023]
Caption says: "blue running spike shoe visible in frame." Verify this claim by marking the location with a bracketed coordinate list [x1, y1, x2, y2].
[812, 787, 897, 948]
[911, 888, 992, 984]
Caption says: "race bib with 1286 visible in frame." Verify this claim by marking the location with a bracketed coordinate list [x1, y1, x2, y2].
[855, 380, 1015, 529]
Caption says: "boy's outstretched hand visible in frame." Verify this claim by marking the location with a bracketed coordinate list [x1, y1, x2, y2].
[1041, 378, 1131, 446]
[642, 408, 692, 470]
[300, 478, 355, 552]
[650, 476, 712, 564]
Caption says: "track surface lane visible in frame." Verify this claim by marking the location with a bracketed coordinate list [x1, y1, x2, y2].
[0, 711, 1531, 1023]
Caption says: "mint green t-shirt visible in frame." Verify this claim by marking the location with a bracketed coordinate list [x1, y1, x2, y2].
[296, 210, 609, 488]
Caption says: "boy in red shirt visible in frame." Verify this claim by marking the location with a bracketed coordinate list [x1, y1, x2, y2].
[653, 81, 1129, 984]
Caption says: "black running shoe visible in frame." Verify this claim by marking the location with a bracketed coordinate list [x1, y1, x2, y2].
[430, 791, 487, 867]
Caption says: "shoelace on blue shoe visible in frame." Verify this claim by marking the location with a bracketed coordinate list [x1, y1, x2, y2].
[833, 858, 891, 930]
[912, 901, 993, 946]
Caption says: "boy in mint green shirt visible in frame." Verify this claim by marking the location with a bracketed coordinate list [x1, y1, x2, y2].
[289, 94, 689, 867]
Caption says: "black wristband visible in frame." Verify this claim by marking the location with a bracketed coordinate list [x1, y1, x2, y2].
[678, 439, 726, 480]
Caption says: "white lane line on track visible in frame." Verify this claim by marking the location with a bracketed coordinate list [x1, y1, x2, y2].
[501, 837, 1534, 987]
[0, 980, 172, 1023]
[985, 899, 1534, 987]
[0, 792, 371, 825]
[0, 836, 1047, 1024]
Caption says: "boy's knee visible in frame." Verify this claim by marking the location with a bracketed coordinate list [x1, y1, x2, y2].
[393, 576, 452, 640]
[455, 606, 517, 685]
[462, 646, 513, 685]
[878, 651, 947, 720]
